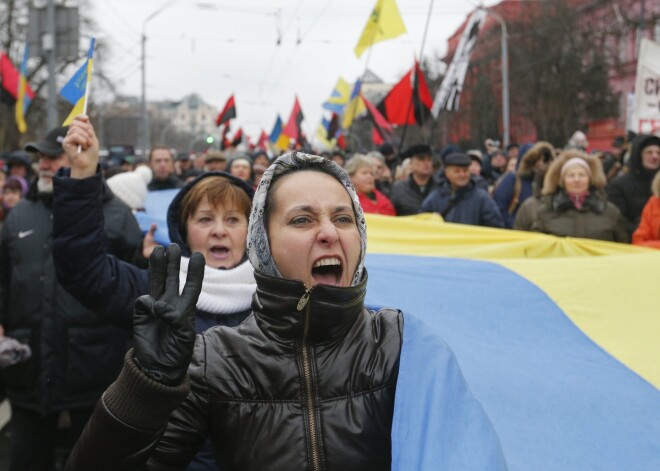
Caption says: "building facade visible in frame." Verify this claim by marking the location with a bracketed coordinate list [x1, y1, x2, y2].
[440, 0, 660, 151]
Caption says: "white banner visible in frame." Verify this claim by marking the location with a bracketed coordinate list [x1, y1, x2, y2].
[431, 10, 486, 118]
[630, 38, 660, 135]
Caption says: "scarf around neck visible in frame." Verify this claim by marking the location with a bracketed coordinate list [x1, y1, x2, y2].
[179, 256, 256, 315]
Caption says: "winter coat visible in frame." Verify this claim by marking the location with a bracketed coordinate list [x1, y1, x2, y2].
[65, 270, 402, 471]
[492, 142, 554, 228]
[530, 191, 628, 242]
[389, 174, 437, 216]
[52, 170, 255, 332]
[148, 174, 184, 191]
[420, 176, 504, 228]
[633, 196, 660, 248]
[606, 134, 660, 236]
[0, 180, 142, 414]
[357, 188, 396, 216]
[632, 173, 660, 248]
[512, 196, 542, 231]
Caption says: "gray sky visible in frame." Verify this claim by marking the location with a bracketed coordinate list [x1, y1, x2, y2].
[91, 0, 499, 140]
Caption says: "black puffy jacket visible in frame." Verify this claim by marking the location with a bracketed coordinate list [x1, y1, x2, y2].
[0, 180, 143, 413]
[66, 270, 403, 471]
[606, 134, 660, 235]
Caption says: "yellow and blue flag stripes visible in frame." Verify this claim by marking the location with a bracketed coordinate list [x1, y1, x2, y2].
[364, 213, 660, 470]
[15, 44, 30, 133]
[322, 77, 351, 114]
[60, 38, 95, 126]
[341, 80, 366, 129]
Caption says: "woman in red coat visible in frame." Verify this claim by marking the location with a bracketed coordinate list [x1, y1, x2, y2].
[633, 171, 660, 248]
[345, 154, 396, 216]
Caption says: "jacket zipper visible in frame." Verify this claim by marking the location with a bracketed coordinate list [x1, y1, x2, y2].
[298, 287, 321, 470]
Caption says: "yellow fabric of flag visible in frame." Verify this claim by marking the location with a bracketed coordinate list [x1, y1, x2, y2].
[354, 0, 407, 59]
[314, 123, 335, 149]
[323, 78, 351, 113]
[364, 212, 660, 387]
[342, 81, 367, 129]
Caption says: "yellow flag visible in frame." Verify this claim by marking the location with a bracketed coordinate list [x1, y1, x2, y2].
[354, 0, 407, 58]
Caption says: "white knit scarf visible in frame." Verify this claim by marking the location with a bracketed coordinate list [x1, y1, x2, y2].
[179, 256, 256, 314]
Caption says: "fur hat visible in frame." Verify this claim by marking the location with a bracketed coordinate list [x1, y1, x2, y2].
[107, 166, 153, 210]
[542, 149, 606, 195]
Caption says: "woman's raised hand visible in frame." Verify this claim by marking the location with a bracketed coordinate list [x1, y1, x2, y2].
[133, 244, 205, 386]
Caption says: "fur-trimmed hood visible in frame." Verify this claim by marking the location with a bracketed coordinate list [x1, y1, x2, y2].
[517, 141, 555, 179]
[542, 149, 606, 196]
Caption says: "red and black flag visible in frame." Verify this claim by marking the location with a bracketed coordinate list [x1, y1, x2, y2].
[256, 130, 269, 151]
[282, 96, 304, 143]
[0, 52, 35, 105]
[231, 127, 243, 147]
[376, 60, 432, 126]
[220, 123, 232, 150]
[362, 96, 396, 146]
[215, 94, 237, 127]
[326, 112, 340, 141]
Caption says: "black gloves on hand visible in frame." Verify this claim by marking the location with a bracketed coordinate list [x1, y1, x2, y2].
[133, 244, 205, 386]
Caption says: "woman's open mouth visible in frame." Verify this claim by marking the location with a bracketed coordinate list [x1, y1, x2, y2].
[209, 245, 230, 260]
[311, 257, 343, 286]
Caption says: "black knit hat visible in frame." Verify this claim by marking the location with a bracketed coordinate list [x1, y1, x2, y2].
[402, 144, 432, 159]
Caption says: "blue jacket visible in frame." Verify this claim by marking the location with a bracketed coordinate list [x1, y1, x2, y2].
[420, 176, 504, 228]
[492, 172, 534, 228]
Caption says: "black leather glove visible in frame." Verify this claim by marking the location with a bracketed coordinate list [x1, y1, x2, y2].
[133, 244, 205, 386]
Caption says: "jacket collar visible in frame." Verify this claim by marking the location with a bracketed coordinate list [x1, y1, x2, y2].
[251, 269, 368, 346]
[551, 189, 605, 214]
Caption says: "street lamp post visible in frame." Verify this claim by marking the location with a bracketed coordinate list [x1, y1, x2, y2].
[140, 0, 181, 154]
[480, 7, 510, 149]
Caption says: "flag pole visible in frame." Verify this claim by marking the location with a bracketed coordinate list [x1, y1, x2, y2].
[399, 0, 435, 153]
[78, 38, 95, 153]
[417, 0, 434, 135]
[349, 31, 376, 150]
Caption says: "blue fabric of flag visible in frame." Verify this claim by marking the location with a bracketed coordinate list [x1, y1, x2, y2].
[269, 115, 283, 143]
[366, 254, 660, 471]
[136, 192, 660, 470]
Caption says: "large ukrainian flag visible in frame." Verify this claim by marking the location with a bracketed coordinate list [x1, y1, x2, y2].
[365, 213, 660, 470]
[138, 194, 660, 469]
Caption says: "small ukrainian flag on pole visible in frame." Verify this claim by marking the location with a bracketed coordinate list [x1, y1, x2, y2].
[60, 37, 95, 126]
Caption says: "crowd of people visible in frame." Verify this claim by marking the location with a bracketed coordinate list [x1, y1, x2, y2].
[94, 130, 658, 245]
[0, 114, 657, 470]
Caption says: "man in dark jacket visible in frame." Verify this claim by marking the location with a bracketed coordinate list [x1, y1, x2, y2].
[147, 146, 184, 191]
[389, 144, 437, 215]
[606, 134, 660, 237]
[420, 153, 504, 228]
[0, 126, 143, 470]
